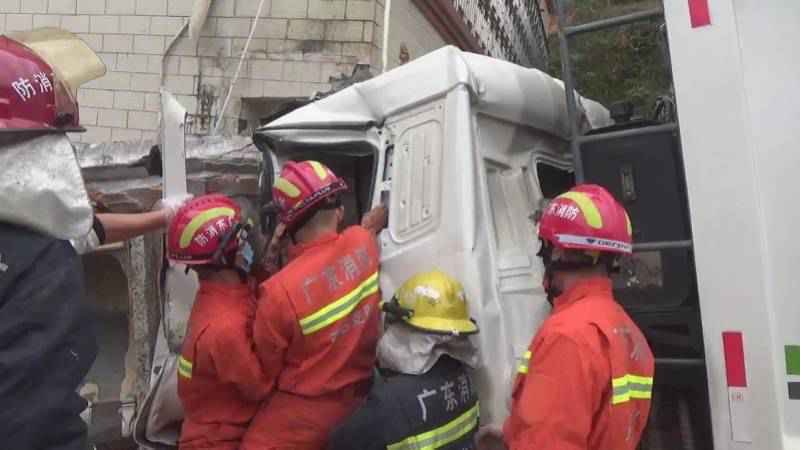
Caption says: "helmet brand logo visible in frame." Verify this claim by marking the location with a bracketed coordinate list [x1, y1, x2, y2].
[414, 285, 441, 303]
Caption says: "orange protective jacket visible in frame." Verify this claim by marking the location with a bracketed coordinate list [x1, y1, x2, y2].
[177, 280, 270, 450]
[241, 226, 381, 450]
[503, 277, 655, 450]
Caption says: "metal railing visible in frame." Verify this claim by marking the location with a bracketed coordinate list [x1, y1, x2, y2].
[451, 0, 549, 69]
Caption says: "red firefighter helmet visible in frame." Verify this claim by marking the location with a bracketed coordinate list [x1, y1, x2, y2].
[272, 160, 347, 227]
[538, 184, 633, 255]
[0, 35, 81, 131]
[167, 194, 243, 265]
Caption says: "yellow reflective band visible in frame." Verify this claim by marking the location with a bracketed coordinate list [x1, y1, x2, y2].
[308, 160, 329, 180]
[558, 192, 603, 229]
[178, 356, 193, 379]
[387, 402, 480, 450]
[611, 374, 653, 405]
[179, 207, 236, 249]
[274, 177, 301, 198]
[299, 271, 379, 335]
[518, 351, 532, 374]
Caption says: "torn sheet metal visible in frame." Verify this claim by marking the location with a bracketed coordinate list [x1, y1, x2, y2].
[160, 89, 188, 198]
[75, 135, 260, 171]
[134, 90, 193, 449]
[160, 90, 198, 351]
[0, 133, 92, 240]
[76, 135, 261, 215]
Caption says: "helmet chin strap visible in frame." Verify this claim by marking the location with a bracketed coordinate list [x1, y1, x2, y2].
[209, 222, 255, 281]
[543, 266, 560, 306]
[538, 240, 561, 305]
[538, 239, 612, 305]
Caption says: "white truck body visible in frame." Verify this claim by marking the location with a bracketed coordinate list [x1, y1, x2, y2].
[256, 45, 612, 425]
[664, 1, 800, 448]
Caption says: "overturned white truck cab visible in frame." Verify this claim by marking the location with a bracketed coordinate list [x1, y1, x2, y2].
[252, 45, 612, 426]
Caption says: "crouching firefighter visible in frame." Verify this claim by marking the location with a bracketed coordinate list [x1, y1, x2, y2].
[168, 194, 270, 450]
[328, 270, 481, 450]
[478, 184, 655, 450]
[241, 160, 382, 450]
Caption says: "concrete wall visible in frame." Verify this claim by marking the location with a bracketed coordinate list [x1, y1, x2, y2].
[0, 0, 383, 143]
[384, 0, 446, 71]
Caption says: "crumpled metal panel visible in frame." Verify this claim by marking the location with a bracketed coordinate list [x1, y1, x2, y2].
[77, 136, 262, 215]
[75, 135, 260, 171]
[76, 139, 155, 170]
[0, 133, 92, 240]
[255, 46, 610, 143]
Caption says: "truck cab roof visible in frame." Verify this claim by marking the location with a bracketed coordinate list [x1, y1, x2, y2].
[253, 45, 611, 156]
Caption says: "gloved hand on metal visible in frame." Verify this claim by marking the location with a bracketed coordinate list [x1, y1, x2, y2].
[361, 204, 388, 235]
[155, 194, 194, 226]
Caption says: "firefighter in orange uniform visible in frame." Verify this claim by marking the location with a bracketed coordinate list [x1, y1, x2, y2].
[241, 160, 383, 450]
[477, 184, 655, 450]
[169, 194, 269, 450]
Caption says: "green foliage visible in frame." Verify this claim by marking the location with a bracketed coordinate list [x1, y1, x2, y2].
[549, 0, 672, 119]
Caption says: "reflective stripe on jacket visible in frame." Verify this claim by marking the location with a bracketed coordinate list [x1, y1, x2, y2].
[243, 225, 381, 449]
[503, 277, 655, 450]
[328, 356, 479, 450]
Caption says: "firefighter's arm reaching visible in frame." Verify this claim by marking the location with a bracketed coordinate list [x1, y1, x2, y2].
[95, 211, 169, 244]
[72, 195, 191, 254]
[360, 204, 388, 237]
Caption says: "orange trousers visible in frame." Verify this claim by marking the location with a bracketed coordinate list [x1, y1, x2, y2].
[240, 381, 369, 450]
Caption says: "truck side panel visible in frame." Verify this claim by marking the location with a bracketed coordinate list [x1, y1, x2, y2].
[664, 1, 800, 448]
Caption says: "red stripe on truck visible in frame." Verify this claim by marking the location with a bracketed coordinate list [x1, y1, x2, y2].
[688, 0, 711, 28]
[723, 332, 747, 388]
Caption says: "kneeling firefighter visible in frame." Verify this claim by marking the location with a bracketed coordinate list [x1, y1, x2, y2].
[168, 194, 270, 450]
[328, 270, 481, 450]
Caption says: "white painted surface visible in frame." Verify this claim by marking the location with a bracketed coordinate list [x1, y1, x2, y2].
[664, 1, 800, 448]
[263, 46, 610, 141]
[255, 47, 605, 424]
[728, 387, 753, 443]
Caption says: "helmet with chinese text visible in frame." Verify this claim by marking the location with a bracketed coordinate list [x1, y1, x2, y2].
[538, 184, 633, 255]
[0, 28, 106, 132]
[167, 194, 245, 265]
[272, 160, 348, 229]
